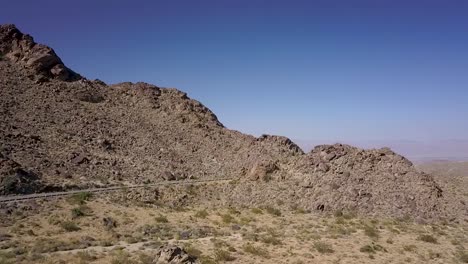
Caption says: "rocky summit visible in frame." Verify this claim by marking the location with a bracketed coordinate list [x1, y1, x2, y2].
[0, 24, 466, 221]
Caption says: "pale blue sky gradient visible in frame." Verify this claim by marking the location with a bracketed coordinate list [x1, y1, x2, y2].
[2, 1, 468, 148]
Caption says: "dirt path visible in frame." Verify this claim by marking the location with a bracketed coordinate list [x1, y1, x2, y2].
[0, 178, 234, 203]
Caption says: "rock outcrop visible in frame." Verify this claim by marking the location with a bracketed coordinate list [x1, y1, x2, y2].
[153, 245, 198, 264]
[0, 24, 80, 81]
[0, 153, 42, 195]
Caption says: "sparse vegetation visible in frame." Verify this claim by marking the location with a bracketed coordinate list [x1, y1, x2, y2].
[76, 251, 97, 262]
[265, 206, 281, 216]
[402, 244, 417, 252]
[184, 244, 203, 258]
[110, 250, 134, 264]
[155, 214, 169, 223]
[363, 225, 380, 239]
[261, 235, 282, 245]
[214, 249, 235, 262]
[194, 209, 209, 218]
[221, 213, 235, 224]
[242, 243, 269, 257]
[71, 207, 85, 219]
[60, 221, 80, 232]
[251, 208, 263, 214]
[456, 250, 468, 263]
[0, 251, 15, 264]
[2, 196, 467, 264]
[313, 241, 334, 254]
[68, 192, 92, 205]
[359, 243, 387, 254]
[417, 234, 437, 244]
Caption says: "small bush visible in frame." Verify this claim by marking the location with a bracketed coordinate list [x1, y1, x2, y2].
[228, 208, 241, 215]
[110, 250, 134, 264]
[214, 249, 235, 262]
[0, 250, 15, 264]
[417, 234, 437, 244]
[155, 214, 169, 223]
[48, 214, 62, 225]
[184, 245, 202, 258]
[221, 214, 235, 224]
[313, 241, 334, 254]
[360, 245, 375, 254]
[363, 225, 379, 239]
[71, 207, 86, 219]
[251, 208, 263, 214]
[76, 251, 97, 262]
[261, 235, 282, 245]
[68, 192, 92, 205]
[402, 245, 417, 252]
[265, 206, 281, 216]
[456, 250, 468, 263]
[242, 243, 269, 257]
[359, 243, 387, 254]
[137, 252, 153, 264]
[428, 250, 441, 259]
[194, 210, 209, 219]
[61, 221, 80, 232]
[294, 208, 307, 214]
[199, 255, 217, 264]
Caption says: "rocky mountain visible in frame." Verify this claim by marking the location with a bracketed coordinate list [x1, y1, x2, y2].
[0, 24, 465, 221]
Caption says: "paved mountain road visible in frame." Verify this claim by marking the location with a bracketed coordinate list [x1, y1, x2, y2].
[0, 178, 234, 203]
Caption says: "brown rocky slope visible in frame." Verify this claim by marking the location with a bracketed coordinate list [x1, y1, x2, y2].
[0, 24, 465, 221]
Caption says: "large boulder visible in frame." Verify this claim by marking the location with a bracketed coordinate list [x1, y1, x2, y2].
[153, 245, 198, 264]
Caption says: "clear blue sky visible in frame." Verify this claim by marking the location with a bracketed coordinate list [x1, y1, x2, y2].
[2, 0, 468, 143]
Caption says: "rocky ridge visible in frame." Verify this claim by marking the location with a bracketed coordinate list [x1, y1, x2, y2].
[0, 24, 80, 82]
[0, 24, 465, 221]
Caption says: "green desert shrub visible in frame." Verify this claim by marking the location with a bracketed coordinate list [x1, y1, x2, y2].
[265, 206, 281, 216]
[456, 250, 468, 263]
[242, 243, 269, 257]
[68, 192, 92, 205]
[214, 249, 235, 262]
[221, 214, 235, 224]
[155, 214, 169, 223]
[314, 241, 334, 254]
[251, 208, 263, 214]
[61, 221, 80, 232]
[194, 210, 209, 219]
[363, 225, 379, 239]
[417, 234, 437, 244]
[359, 243, 387, 254]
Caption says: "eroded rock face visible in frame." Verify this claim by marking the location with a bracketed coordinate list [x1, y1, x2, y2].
[247, 160, 279, 181]
[0, 154, 42, 195]
[153, 245, 198, 264]
[0, 24, 80, 81]
[292, 144, 446, 219]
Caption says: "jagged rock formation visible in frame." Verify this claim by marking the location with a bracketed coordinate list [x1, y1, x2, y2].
[0, 24, 80, 82]
[153, 245, 198, 264]
[0, 153, 42, 195]
[0, 24, 465, 220]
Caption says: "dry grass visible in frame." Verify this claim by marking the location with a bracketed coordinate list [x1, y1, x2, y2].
[1, 195, 466, 264]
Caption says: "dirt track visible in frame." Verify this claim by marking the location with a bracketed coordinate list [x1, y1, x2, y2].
[0, 178, 234, 203]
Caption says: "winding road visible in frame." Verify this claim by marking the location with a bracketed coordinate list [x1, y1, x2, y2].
[0, 178, 234, 203]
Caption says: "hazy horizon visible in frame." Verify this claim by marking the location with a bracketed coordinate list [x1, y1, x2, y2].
[2, 1, 467, 159]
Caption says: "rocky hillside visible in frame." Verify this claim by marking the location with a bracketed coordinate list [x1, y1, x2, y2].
[0, 24, 465, 221]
